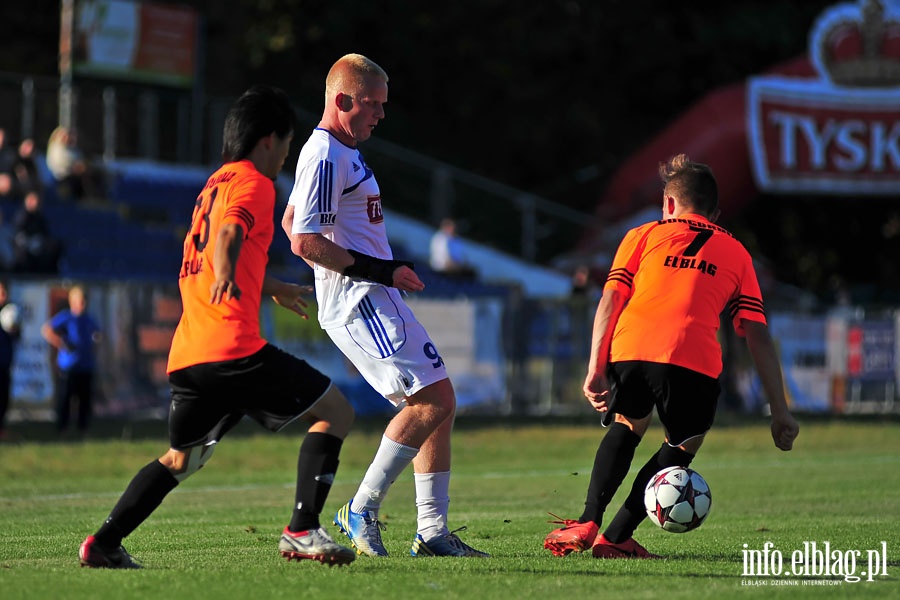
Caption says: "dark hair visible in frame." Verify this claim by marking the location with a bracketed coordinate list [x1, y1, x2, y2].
[221, 85, 296, 163]
[659, 154, 718, 216]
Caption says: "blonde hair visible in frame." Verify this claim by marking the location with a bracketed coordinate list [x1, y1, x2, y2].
[325, 53, 388, 102]
[69, 284, 85, 302]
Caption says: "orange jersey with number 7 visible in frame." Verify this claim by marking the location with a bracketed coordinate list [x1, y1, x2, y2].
[167, 160, 274, 373]
[603, 214, 766, 378]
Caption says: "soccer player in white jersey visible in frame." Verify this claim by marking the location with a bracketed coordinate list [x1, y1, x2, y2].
[281, 53, 488, 558]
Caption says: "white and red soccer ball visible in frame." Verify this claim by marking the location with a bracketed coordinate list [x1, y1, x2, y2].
[644, 466, 712, 533]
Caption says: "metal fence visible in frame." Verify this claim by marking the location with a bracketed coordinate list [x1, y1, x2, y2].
[0, 71, 593, 263]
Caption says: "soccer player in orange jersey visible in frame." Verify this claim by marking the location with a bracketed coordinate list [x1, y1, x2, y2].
[545, 154, 799, 559]
[78, 86, 357, 569]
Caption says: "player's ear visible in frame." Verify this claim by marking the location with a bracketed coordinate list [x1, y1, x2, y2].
[709, 207, 721, 223]
[664, 195, 676, 216]
[337, 93, 352, 112]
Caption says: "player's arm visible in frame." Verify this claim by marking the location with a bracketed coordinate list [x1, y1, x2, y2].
[290, 230, 353, 272]
[263, 275, 313, 319]
[289, 229, 424, 293]
[209, 222, 243, 303]
[41, 319, 69, 351]
[583, 287, 627, 411]
[281, 204, 317, 271]
[742, 319, 800, 451]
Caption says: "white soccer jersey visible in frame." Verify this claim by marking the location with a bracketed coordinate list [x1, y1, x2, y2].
[289, 128, 394, 329]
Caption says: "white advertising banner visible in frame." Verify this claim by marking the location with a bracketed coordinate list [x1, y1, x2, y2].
[10, 282, 54, 407]
[747, 0, 900, 195]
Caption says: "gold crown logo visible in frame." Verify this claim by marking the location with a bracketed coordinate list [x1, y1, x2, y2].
[820, 0, 900, 87]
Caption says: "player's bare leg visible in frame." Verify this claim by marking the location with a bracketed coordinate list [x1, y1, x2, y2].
[399, 380, 487, 556]
[383, 378, 456, 454]
[303, 384, 355, 439]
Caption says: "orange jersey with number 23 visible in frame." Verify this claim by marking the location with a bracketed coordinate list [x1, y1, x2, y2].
[167, 160, 274, 373]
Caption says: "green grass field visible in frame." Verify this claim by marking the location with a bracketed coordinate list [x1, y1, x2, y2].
[1, 417, 898, 599]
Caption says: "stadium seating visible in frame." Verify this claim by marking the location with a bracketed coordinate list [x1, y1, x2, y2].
[44, 202, 183, 282]
[31, 158, 514, 298]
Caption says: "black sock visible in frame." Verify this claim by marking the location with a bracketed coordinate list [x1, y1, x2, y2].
[602, 443, 694, 543]
[288, 432, 343, 533]
[94, 460, 179, 548]
[578, 423, 641, 526]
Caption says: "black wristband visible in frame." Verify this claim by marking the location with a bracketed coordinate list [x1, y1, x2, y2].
[343, 249, 414, 287]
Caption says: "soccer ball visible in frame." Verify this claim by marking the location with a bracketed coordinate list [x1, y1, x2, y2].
[644, 466, 711, 533]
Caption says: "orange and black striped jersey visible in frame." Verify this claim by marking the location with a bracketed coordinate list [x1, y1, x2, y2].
[604, 213, 766, 378]
[167, 160, 273, 373]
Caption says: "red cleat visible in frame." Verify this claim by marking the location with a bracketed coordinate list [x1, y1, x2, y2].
[543, 513, 599, 556]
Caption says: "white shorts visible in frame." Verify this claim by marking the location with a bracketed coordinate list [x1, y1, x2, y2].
[325, 287, 449, 405]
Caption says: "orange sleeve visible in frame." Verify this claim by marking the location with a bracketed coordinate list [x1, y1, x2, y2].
[221, 173, 270, 234]
[603, 223, 652, 296]
[727, 257, 766, 337]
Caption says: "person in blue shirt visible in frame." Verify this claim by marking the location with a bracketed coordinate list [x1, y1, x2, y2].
[41, 284, 100, 435]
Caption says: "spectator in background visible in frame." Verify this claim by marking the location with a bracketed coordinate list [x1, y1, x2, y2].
[46, 126, 98, 201]
[0, 280, 21, 441]
[13, 190, 61, 274]
[569, 264, 597, 368]
[12, 138, 43, 198]
[0, 211, 15, 272]
[0, 129, 19, 204]
[570, 264, 598, 298]
[0, 172, 16, 204]
[0, 129, 16, 176]
[41, 284, 101, 437]
[429, 217, 477, 279]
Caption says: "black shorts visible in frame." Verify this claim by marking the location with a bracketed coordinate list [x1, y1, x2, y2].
[167, 344, 332, 450]
[608, 361, 720, 446]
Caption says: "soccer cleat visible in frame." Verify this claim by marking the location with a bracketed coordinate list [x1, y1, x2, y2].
[591, 534, 661, 559]
[333, 500, 388, 557]
[543, 513, 599, 556]
[78, 535, 142, 569]
[279, 526, 356, 566]
[410, 527, 490, 557]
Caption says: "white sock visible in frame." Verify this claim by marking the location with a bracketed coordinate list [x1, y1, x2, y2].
[414, 471, 451, 541]
[352, 435, 419, 514]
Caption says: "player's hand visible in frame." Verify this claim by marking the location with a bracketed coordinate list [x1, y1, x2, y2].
[210, 279, 241, 304]
[272, 283, 314, 319]
[770, 411, 799, 451]
[583, 371, 611, 413]
[392, 265, 425, 293]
